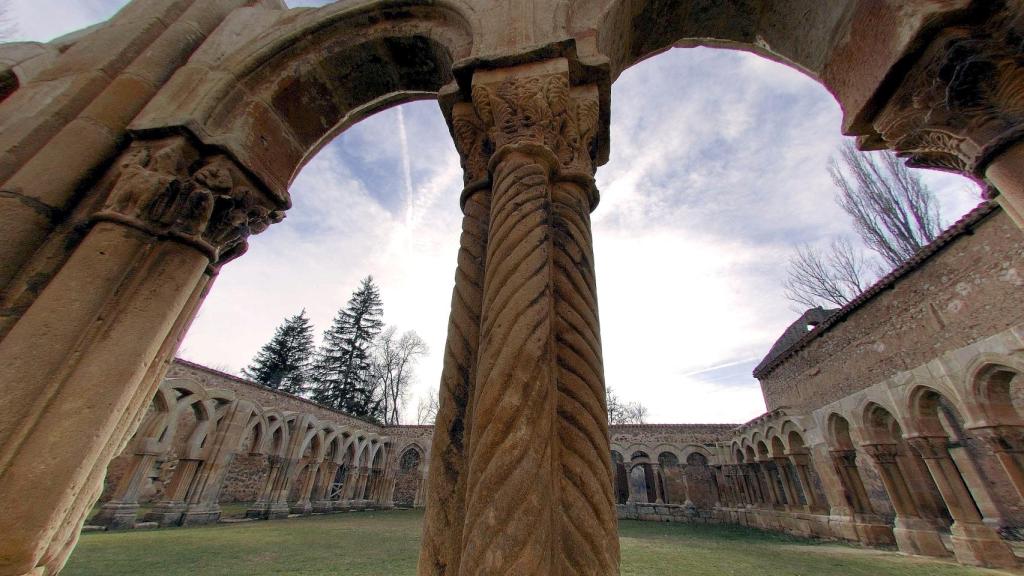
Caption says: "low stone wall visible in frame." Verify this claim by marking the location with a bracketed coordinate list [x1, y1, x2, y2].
[617, 502, 714, 523]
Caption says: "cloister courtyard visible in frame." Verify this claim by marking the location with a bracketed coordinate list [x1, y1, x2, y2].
[63, 510, 1011, 576]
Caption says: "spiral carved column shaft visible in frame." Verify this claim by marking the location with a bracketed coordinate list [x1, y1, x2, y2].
[423, 57, 618, 576]
[419, 101, 493, 575]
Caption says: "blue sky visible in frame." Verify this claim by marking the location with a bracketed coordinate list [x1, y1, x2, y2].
[10, 0, 984, 424]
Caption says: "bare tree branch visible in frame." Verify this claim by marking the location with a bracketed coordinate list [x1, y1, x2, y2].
[371, 326, 428, 425]
[416, 389, 439, 425]
[784, 238, 874, 309]
[831, 142, 942, 269]
[606, 387, 648, 425]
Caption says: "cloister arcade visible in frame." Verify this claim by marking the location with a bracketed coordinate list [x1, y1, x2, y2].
[93, 377, 396, 530]
[712, 340, 1024, 568]
[3, 0, 1024, 575]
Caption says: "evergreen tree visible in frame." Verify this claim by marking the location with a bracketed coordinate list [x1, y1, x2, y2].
[312, 276, 384, 416]
[243, 310, 315, 395]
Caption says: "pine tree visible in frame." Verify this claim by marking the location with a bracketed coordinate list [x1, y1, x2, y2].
[243, 310, 315, 395]
[312, 276, 384, 416]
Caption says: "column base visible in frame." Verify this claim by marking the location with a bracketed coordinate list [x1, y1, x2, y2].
[312, 500, 335, 513]
[950, 521, 1018, 568]
[91, 502, 140, 530]
[289, 501, 312, 515]
[852, 514, 895, 547]
[893, 517, 950, 557]
[143, 501, 187, 527]
[245, 503, 269, 519]
[266, 503, 291, 520]
[181, 505, 222, 526]
[333, 500, 352, 511]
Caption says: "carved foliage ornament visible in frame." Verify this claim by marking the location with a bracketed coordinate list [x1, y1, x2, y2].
[874, 10, 1024, 176]
[471, 72, 600, 175]
[95, 138, 285, 266]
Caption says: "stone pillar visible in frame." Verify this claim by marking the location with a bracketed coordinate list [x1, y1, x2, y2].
[650, 463, 665, 504]
[340, 465, 358, 504]
[181, 399, 255, 526]
[423, 57, 617, 576]
[863, 11, 1024, 229]
[92, 452, 159, 529]
[293, 462, 320, 514]
[828, 449, 893, 546]
[334, 466, 353, 510]
[418, 93, 492, 574]
[862, 444, 949, 557]
[773, 457, 799, 510]
[829, 450, 873, 515]
[907, 436, 1017, 568]
[972, 425, 1024, 502]
[742, 465, 762, 505]
[248, 456, 283, 519]
[0, 135, 284, 576]
[788, 453, 823, 512]
[756, 459, 781, 508]
[352, 466, 370, 505]
[146, 458, 202, 527]
[313, 463, 341, 513]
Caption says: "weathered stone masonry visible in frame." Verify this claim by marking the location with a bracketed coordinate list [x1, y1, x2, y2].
[5, 1, 1024, 575]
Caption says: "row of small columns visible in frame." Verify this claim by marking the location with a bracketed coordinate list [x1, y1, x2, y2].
[716, 454, 823, 514]
[716, 432, 1021, 569]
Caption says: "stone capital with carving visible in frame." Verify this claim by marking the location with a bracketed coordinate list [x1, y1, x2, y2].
[829, 449, 859, 468]
[867, 11, 1024, 179]
[93, 137, 286, 268]
[469, 58, 603, 181]
[906, 436, 951, 460]
[970, 424, 1024, 453]
[860, 443, 900, 464]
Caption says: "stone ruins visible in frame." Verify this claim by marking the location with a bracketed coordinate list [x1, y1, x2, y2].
[3, 1, 1024, 575]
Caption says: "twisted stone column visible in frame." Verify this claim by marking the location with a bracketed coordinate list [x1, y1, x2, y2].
[421, 57, 617, 576]
[418, 99, 492, 575]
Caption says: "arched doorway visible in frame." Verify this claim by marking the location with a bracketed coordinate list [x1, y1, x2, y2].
[394, 446, 424, 508]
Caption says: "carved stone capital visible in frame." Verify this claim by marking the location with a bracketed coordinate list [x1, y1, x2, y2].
[861, 443, 900, 464]
[868, 11, 1024, 178]
[829, 449, 859, 468]
[970, 425, 1024, 453]
[451, 101, 493, 195]
[93, 137, 285, 267]
[906, 436, 951, 460]
[470, 58, 603, 180]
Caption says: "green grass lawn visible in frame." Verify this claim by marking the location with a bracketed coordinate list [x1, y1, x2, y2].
[63, 510, 1006, 576]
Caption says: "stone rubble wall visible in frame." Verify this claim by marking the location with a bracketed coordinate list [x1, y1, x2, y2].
[759, 206, 1024, 413]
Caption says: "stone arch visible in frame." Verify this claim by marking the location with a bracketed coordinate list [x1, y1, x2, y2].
[394, 443, 425, 508]
[581, 0, 971, 139]
[827, 413, 857, 450]
[132, 0, 476, 197]
[966, 355, 1024, 427]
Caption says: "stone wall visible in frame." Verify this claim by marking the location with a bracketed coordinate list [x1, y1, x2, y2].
[758, 205, 1024, 413]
